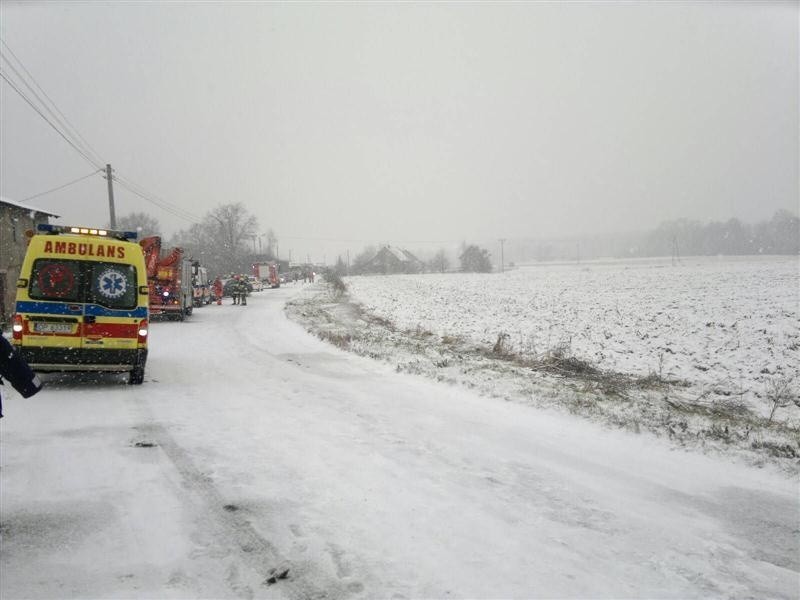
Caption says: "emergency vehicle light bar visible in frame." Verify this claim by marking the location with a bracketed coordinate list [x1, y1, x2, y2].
[37, 223, 138, 240]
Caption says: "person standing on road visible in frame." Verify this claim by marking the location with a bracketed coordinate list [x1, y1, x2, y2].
[231, 275, 240, 305]
[237, 275, 248, 306]
[0, 335, 43, 418]
[213, 277, 223, 305]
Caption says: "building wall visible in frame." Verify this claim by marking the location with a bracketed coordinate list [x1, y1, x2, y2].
[364, 252, 423, 274]
[0, 204, 51, 329]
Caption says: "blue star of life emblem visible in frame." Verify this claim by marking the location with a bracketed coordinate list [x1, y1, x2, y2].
[97, 269, 127, 299]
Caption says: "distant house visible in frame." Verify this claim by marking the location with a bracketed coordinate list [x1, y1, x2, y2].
[363, 245, 424, 275]
[0, 197, 59, 329]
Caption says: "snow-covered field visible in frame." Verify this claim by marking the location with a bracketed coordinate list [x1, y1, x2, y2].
[286, 256, 799, 468]
[346, 256, 799, 420]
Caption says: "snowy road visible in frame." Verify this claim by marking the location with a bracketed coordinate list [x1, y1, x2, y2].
[1, 285, 798, 599]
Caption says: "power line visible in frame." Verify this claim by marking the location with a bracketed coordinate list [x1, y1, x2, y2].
[113, 179, 200, 224]
[113, 173, 201, 222]
[112, 175, 203, 225]
[20, 170, 103, 202]
[0, 69, 104, 170]
[0, 40, 104, 166]
[0, 39, 201, 228]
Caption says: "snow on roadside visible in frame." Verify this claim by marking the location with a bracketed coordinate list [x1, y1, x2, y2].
[287, 257, 800, 472]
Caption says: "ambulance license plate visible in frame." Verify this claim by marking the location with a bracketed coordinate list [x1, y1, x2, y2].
[33, 322, 73, 333]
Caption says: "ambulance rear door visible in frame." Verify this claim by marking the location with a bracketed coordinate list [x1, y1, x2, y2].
[22, 257, 84, 353]
[83, 261, 142, 351]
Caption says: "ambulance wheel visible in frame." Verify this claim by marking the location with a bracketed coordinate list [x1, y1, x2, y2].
[129, 364, 145, 385]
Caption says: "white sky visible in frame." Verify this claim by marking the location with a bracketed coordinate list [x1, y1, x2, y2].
[1, 1, 797, 262]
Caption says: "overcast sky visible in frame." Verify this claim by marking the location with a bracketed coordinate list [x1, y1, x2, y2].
[1, 1, 797, 262]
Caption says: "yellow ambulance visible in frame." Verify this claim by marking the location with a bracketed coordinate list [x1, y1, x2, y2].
[12, 224, 149, 384]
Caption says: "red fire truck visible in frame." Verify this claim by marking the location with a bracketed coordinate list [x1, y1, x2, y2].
[140, 237, 193, 320]
[252, 262, 280, 288]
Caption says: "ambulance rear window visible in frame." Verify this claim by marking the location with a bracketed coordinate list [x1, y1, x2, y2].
[87, 262, 138, 309]
[29, 259, 82, 301]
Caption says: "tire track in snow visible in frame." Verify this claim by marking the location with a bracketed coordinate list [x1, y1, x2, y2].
[136, 421, 350, 600]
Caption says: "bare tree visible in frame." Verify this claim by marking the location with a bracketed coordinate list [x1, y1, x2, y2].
[428, 248, 450, 273]
[171, 203, 259, 276]
[766, 376, 798, 424]
[350, 245, 377, 275]
[459, 244, 492, 273]
[206, 203, 257, 275]
[113, 212, 161, 238]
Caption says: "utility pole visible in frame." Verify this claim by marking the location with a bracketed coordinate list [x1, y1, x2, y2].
[672, 235, 681, 266]
[499, 238, 506, 273]
[105, 164, 116, 229]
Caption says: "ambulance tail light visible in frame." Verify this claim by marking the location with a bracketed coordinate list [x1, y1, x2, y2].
[12, 314, 23, 340]
[137, 319, 149, 344]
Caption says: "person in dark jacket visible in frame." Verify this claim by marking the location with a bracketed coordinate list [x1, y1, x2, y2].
[231, 276, 240, 305]
[236, 276, 248, 306]
[0, 335, 43, 417]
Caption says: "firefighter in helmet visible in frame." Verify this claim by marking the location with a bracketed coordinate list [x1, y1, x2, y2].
[236, 275, 248, 306]
[231, 275, 240, 305]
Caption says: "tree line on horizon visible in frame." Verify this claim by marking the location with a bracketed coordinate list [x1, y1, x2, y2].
[114, 203, 276, 277]
[114, 207, 797, 279]
[344, 209, 798, 274]
[636, 209, 798, 258]
[517, 209, 799, 263]
[340, 243, 493, 275]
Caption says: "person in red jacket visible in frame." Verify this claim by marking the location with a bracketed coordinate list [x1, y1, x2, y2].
[213, 277, 223, 305]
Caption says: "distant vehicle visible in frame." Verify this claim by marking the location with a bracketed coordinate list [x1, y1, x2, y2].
[222, 279, 236, 298]
[247, 276, 264, 292]
[191, 261, 211, 307]
[139, 236, 193, 321]
[252, 261, 280, 288]
[252, 262, 270, 281]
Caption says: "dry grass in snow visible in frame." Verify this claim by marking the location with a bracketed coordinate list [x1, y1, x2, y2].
[287, 256, 799, 471]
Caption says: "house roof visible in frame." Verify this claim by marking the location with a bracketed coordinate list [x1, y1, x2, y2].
[374, 245, 421, 264]
[0, 196, 60, 218]
[385, 246, 408, 262]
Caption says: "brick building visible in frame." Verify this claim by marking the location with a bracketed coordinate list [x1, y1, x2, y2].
[0, 197, 59, 329]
